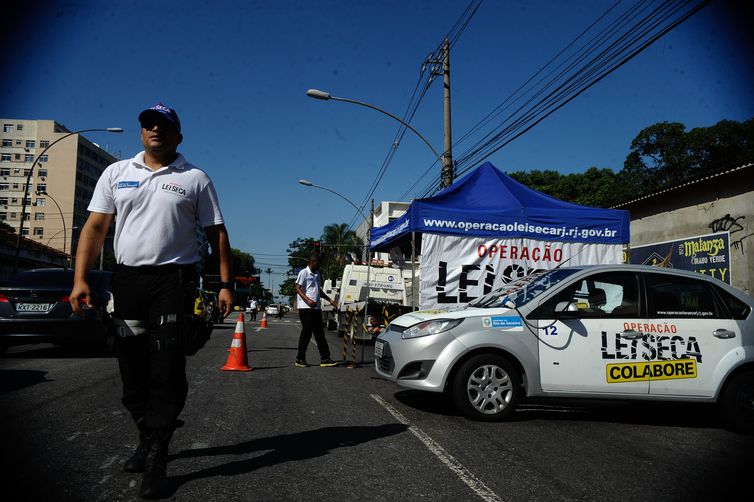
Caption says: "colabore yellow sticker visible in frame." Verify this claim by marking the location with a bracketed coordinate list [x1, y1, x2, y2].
[606, 359, 697, 383]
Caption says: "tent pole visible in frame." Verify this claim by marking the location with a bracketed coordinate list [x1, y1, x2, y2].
[411, 231, 417, 310]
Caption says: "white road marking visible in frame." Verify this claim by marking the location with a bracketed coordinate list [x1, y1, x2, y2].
[98, 475, 111, 485]
[255, 328, 262, 332]
[67, 432, 82, 441]
[99, 455, 119, 469]
[370, 394, 503, 502]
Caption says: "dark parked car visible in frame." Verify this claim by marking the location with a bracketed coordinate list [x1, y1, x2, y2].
[0, 268, 114, 353]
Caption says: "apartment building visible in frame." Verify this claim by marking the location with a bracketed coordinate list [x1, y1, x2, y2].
[0, 119, 118, 257]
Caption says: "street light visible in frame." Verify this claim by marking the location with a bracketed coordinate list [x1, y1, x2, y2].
[306, 89, 441, 160]
[35, 190, 67, 269]
[297, 179, 368, 219]
[13, 127, 123, 272]
[297, 179, 373, 365]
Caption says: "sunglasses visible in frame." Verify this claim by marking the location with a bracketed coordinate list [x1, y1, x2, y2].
[140, 119, 177, 131]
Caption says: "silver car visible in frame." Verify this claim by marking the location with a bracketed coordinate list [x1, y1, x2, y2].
[375, 265, 754, 429]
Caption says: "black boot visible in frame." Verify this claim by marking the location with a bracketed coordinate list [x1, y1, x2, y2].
[139, 429, 173, 500]
[124, 419, 148, 473]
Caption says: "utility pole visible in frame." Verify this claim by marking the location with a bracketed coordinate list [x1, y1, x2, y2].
[361, 198, 374, 364]
[441, 38, 454, 188]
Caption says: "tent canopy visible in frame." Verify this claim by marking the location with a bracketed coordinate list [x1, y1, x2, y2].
[370, 162, 630, 251]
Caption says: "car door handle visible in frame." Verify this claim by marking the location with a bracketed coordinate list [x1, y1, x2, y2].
[713, 329, 736, 339]
[618, 330, 644, 340]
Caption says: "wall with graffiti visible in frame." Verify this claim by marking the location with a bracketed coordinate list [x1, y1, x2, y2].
[625, 166, 753, 295]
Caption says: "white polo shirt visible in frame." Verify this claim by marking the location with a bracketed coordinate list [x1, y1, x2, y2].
[296, 266, 321, 310]
[88, 151, 224, 267]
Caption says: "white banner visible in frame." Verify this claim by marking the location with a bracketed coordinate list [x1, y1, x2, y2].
[420, 234, 623, 309]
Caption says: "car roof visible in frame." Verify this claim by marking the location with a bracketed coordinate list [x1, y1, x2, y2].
[557, 264, 749, 298]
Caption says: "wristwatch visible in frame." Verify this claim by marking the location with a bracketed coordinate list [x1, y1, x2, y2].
[219, 281, 235, 291]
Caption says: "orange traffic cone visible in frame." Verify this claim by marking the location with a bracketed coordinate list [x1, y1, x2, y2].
[221, 313, 252, 371]
[260, 311, 268, 329]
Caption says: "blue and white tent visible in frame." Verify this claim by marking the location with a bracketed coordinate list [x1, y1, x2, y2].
[370, 162, 630, 251]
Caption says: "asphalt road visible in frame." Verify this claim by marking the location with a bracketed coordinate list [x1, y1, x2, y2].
[1, 314, 752, 502]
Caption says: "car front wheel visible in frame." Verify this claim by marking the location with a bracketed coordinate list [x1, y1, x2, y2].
[451, 353, 521, 421]
[720, 370, 754, 432]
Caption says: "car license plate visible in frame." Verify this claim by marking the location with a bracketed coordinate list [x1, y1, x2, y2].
[15, 302, 52, 313]
[374, 340, 384, 359]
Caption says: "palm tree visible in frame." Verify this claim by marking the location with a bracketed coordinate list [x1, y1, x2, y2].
[321, 223, 364, 280]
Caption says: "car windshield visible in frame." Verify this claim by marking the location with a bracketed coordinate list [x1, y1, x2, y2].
[468, 268, 582, 309]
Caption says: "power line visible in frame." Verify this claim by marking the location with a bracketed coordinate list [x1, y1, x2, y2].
[455, 0, 708, 174]
[345, 0, 484, 229]
[414, 0, 711, 197]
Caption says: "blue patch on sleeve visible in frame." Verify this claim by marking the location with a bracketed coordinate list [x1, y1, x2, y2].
[117, 181, 140, 189]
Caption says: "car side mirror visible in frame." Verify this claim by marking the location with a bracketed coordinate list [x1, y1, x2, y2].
[554, 301, 579, 319]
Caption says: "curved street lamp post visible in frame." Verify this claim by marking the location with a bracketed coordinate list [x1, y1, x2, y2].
[35, 190, 67, 269]
[298, 179, 372, 365]
[13, 127, 123, 272]
[306, 89, 441, 160]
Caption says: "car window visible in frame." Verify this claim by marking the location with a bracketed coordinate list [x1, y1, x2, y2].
[645, 273, 718, 319]
[530, 272, 640, 319]
[467, 268, 581, 309]
[711, 284, 751, 320]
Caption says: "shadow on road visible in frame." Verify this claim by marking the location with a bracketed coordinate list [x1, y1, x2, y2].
[0, 343, 111, 359]
[513, 398, 731, 429]
[0, 369, 53, 394]
[394, 390, 460, 417]
[167, 424, 407, 496]
[394, 389, 736, 430]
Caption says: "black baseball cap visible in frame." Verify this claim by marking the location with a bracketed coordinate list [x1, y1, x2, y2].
[138, 102, 181, 132]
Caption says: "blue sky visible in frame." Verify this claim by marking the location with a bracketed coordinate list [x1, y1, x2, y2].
[3, 0, 753, 292]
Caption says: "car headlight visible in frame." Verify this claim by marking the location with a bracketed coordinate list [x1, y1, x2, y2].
[402, 319, 463, 339]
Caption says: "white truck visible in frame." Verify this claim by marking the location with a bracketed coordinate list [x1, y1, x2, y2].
[320, 279, 340, 330]
[335, 264, 408, 340]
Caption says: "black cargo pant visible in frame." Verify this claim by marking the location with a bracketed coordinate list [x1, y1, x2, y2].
[297, 308, 330, 361]
[112, 264, 196, 431]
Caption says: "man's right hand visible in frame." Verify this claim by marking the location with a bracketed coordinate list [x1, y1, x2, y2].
[70, 280, 92, 316]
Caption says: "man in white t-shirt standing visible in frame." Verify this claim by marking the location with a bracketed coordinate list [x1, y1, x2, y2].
[248, 298, 258, 321]
[295, 254, 338, 367]
[69, 103, 234, 499]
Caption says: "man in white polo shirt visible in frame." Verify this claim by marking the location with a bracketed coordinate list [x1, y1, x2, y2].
[295, 254, 339, 367]
[70, 102, 234, 499]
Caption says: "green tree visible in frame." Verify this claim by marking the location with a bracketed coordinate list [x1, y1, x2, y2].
[508, 167, 622, 208]
[622, 118, 754, 193]
[279, 277, 296, 300]
[508, 117, 753, 208]
[320, 223, 363, 283]
[203, 247, 258, 277]
[286, 237, 316, 277]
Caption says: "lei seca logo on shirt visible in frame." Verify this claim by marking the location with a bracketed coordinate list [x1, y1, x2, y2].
[160, 183, 186, 196]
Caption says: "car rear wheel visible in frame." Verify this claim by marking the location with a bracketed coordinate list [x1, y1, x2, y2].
[720, 370, 754, 432]
[451, 353, 521, 421]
